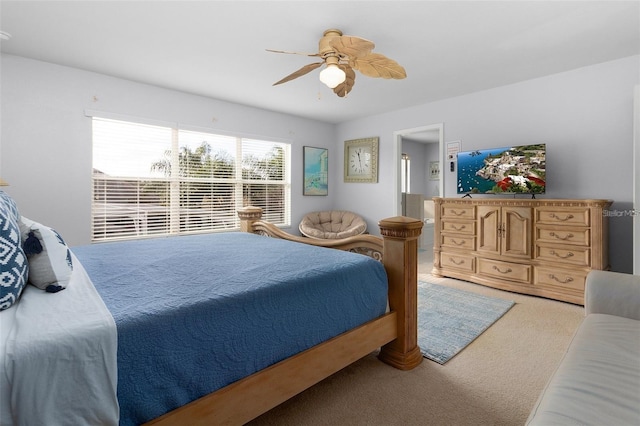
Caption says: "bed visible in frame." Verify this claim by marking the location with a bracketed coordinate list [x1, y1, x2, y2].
[1, 204, 423, 425]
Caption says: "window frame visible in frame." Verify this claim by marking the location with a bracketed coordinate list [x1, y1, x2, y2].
[90, 116, 291, 242]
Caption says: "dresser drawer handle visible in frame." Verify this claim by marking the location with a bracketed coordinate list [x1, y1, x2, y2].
[451, 224, 466, 231]
[549, 232, 574, 241]
[450, 209, 468, 217]
[549, 213, 574, 222]
[549, 250, 574, 259]
[450, 239, 466, 246]
[549, 274, 574, 284]
[449, 257, 465, 266]
[492, 265, 512, 274]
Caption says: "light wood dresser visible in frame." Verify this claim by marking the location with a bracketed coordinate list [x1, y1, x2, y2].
[432, 197, 612, 304]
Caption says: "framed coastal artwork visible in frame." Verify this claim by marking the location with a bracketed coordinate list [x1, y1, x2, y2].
[303, 146, 328, 196]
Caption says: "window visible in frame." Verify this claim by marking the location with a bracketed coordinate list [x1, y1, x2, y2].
[91, 117, 290, 241]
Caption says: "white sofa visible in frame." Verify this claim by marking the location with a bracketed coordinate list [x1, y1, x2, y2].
[527, 270, 640, 425]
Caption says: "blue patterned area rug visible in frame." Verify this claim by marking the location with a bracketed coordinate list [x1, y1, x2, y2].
[418, 282, 515, 364]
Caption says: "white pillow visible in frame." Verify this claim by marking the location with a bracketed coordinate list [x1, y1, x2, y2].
[19, 217, 73, 292]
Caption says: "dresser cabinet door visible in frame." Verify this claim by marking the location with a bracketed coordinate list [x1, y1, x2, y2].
[477, 206, 532, 258]
[502, 207, 532, 258]
[477, 206, 500, 254]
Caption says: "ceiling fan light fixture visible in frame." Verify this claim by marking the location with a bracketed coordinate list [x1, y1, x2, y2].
[270, 28, 405, 96]
[319, 63, 346, 89]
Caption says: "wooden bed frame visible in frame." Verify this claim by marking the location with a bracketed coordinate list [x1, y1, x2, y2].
[146, 207, 423, 425]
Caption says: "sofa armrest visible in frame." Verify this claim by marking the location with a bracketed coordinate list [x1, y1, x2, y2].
[585, 270, 640, 320]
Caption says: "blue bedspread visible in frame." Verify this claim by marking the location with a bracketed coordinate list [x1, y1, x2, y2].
[72, 232, 388, 425]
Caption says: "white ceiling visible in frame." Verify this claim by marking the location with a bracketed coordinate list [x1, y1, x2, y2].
[1, 1, 638, 124]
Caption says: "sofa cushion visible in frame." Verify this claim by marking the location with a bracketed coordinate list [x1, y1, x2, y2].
[527, 313, 640, 425]
[585, 270, 640, 320]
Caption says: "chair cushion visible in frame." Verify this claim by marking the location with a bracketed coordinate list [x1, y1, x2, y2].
[299, 211, 367, 239]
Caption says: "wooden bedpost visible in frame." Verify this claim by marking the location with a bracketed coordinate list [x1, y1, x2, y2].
[377, 216, 424, 370]
[238, 206, 263, 233]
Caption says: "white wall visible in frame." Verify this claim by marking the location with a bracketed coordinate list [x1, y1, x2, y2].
[0, 54, 336, 246]
[2, 54, 638, 272]
[336, 55, 639, 273]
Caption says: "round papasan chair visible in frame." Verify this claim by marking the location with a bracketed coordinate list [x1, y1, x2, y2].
[298, 210, 367, 239]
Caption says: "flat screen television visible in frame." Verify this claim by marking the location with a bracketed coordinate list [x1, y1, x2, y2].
[456, 144, 546, 195]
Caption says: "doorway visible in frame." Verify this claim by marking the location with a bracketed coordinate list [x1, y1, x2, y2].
[393, 124, 443, 259]
[393, 123, 444, 216]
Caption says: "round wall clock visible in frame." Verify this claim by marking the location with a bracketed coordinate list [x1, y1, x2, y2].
[344, 137, 379, 183]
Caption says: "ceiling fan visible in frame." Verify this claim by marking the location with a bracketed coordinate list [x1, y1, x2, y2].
[268, 29, 406, 97]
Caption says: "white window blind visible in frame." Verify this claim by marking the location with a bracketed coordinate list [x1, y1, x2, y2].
[91, 117, 291, 242]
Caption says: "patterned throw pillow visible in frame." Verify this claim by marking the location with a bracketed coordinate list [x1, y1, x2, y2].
[0, 191, 28, 310]
[19, 217, 73, 293]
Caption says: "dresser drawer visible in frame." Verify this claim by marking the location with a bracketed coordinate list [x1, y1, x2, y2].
[535, 227, 590, 246]
[535, 244, 591, 267]
[536, 208, 590, 226]
[534, 266, 587, 293]
[477, 258, 532, 284]
[441, 220, 475, 235]
[442, 205, 475, 220]
[440, 252, 475, 273]
[441, 234, 475, 250]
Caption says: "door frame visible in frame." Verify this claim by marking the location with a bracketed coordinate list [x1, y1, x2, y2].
[634, 85, 639, 273]
[393, 123, 444, 216]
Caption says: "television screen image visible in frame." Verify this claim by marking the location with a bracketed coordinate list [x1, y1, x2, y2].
[457, 144, 546, 194]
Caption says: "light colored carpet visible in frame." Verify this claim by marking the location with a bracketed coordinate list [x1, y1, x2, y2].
[249, 273, 584, 426]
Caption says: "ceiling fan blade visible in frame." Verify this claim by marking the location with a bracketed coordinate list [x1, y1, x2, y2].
[273, 62, 323, 86]
[266, 49, 320, 57]
[333, 65, 356, 97]
[350, 53, 407, 79]
[330, 36, 375, 59]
